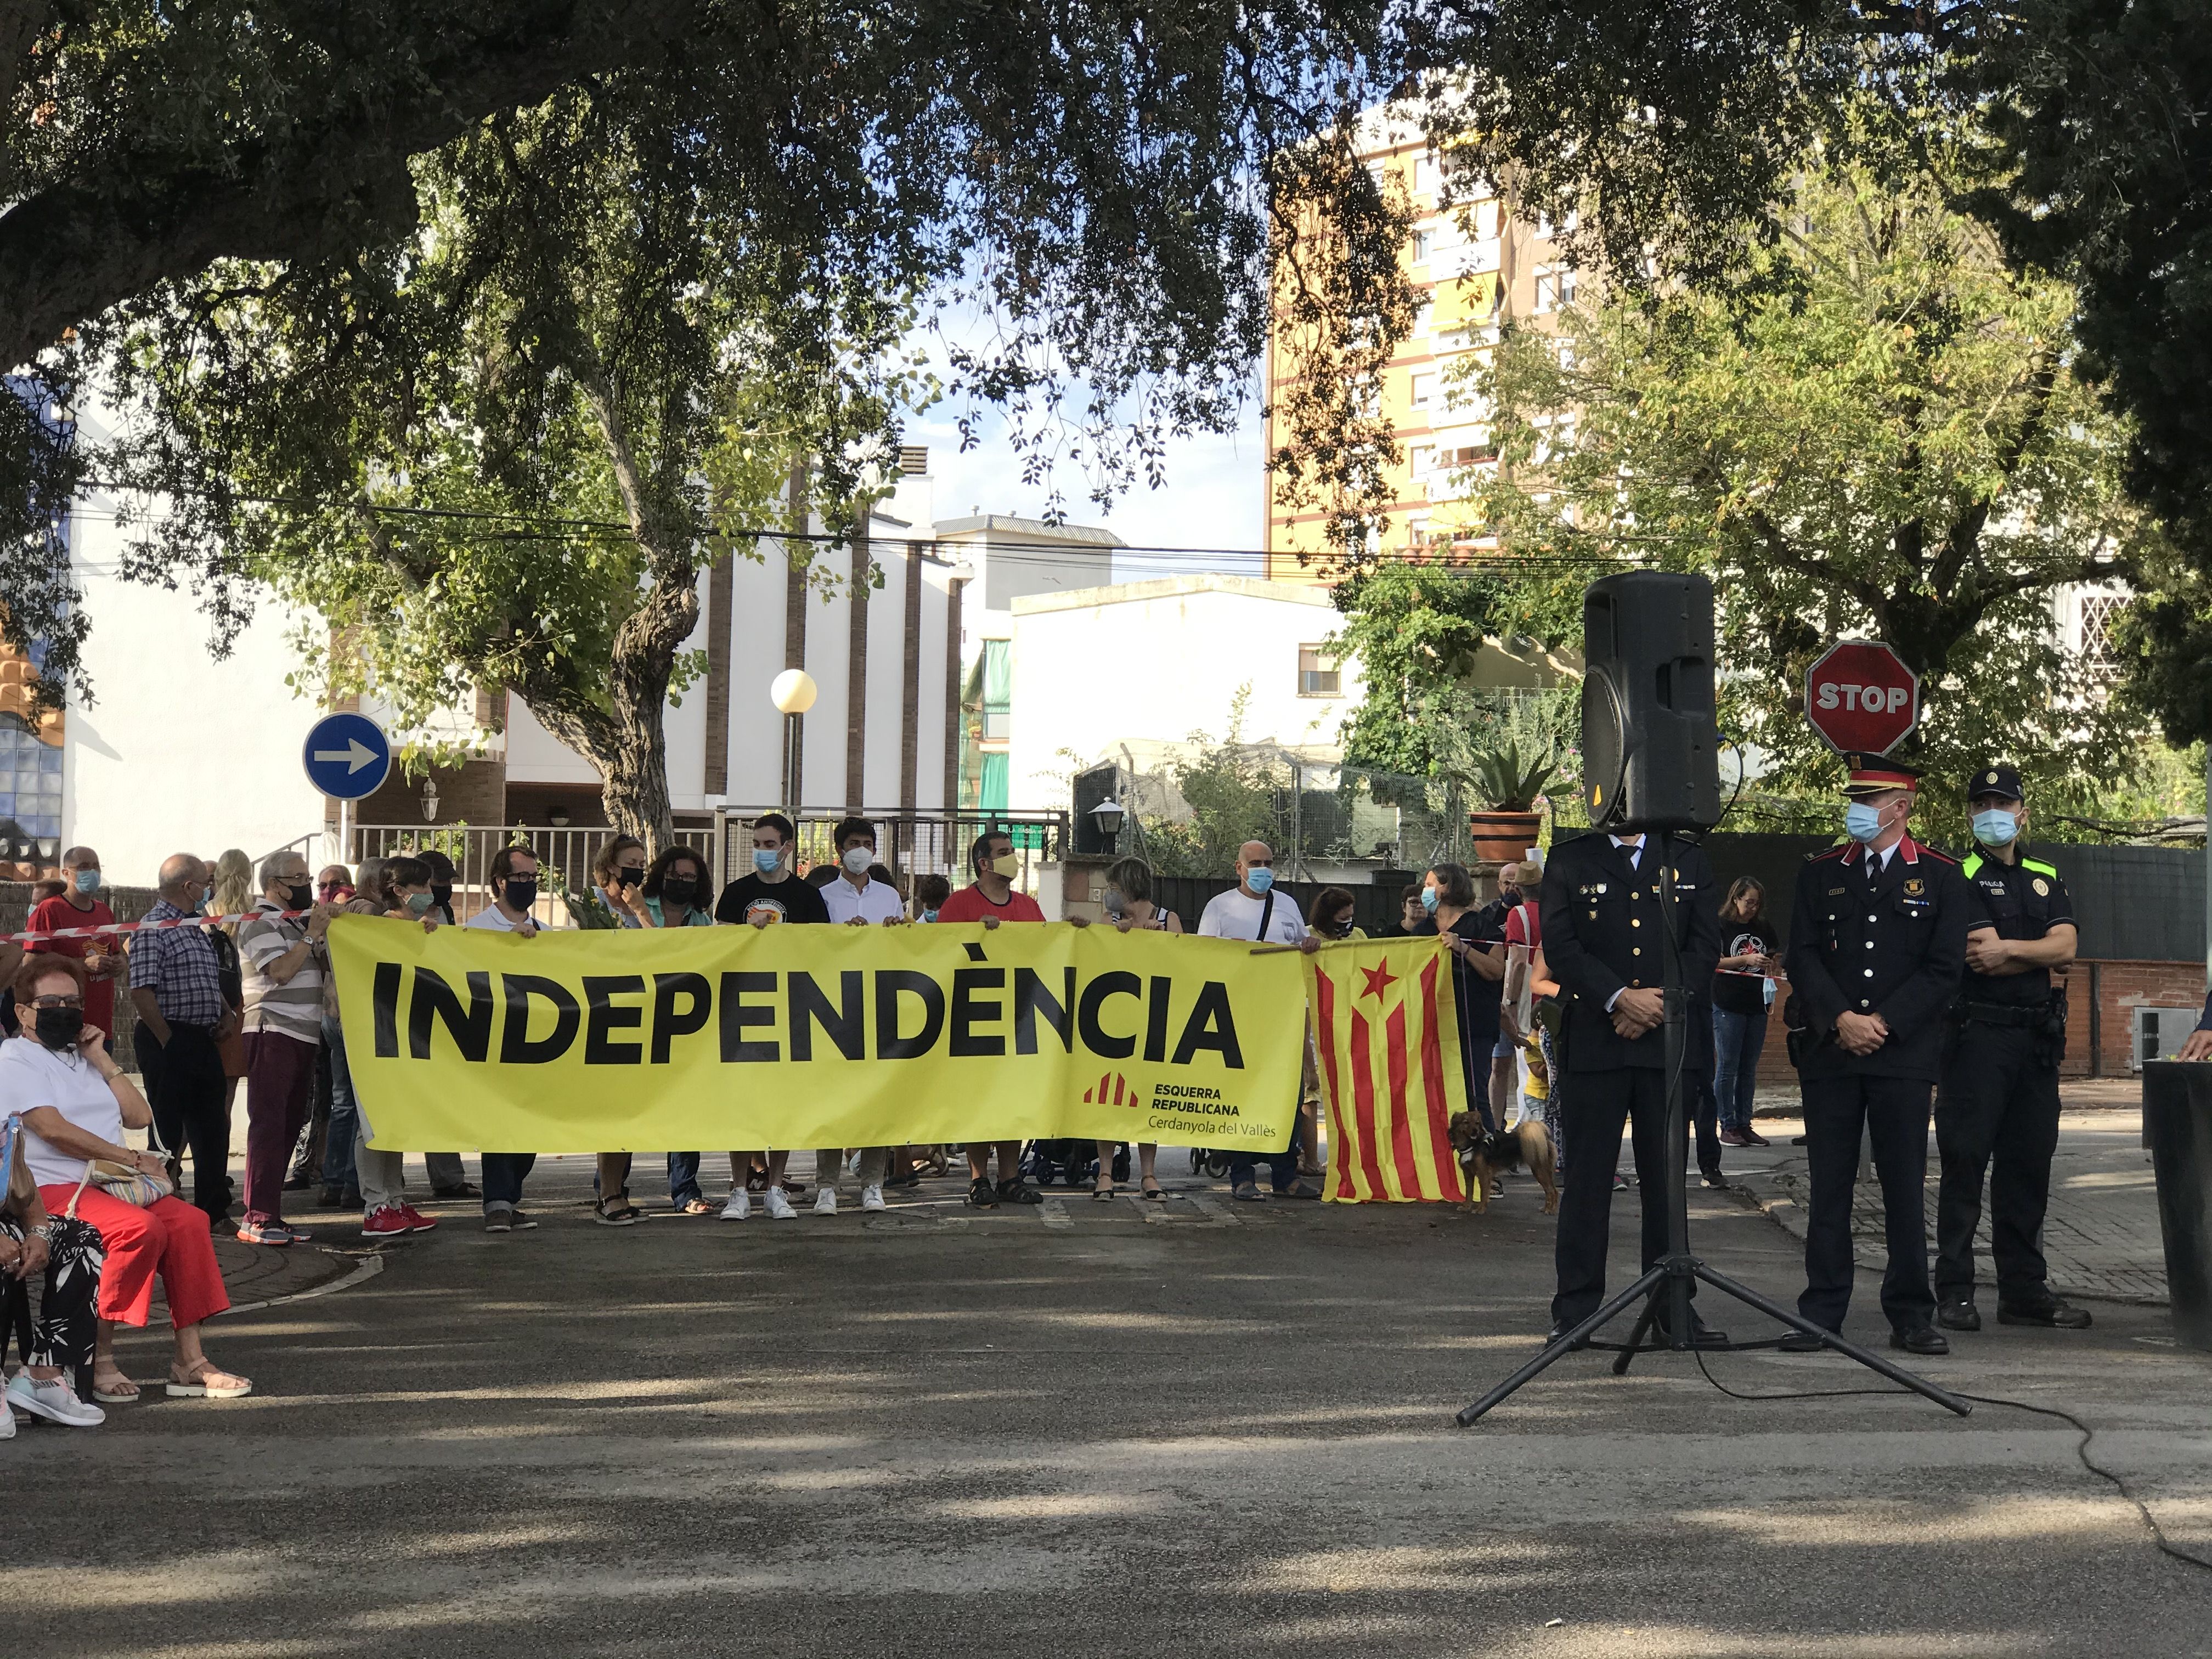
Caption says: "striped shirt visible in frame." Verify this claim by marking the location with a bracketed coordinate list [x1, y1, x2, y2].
[237, 900, 326, 1044]
[126, 899, 229, 1027]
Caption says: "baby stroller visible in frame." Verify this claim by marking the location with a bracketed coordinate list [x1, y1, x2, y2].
[1023, 1140, 1131, 1186]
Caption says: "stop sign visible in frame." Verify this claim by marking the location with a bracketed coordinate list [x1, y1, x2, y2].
[1804, 640, 1919, 755]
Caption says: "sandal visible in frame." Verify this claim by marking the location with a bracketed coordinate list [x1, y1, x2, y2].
[1092, 1182, 1118, 1201]
[92, 1368, 141, 1405]
[167, 1359, 252, 1400]
[1142, 1182, 1167, 1201]
[1231, 1182, 1266, 1203]
[675, 1198, 714, 1216]
[594, 1200, 643, 1227]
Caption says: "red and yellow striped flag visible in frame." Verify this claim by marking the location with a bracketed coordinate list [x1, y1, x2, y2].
[1307, 938, 1469, 1203]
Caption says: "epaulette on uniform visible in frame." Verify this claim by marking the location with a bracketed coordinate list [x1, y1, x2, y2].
[1807, 843, 1850, 862]
[1920, 845, 1960, 866]
[2021, 856, 2059, 878]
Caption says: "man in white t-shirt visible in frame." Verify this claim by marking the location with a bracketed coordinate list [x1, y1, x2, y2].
[1197, 840, 1308, 945]
[1195, 841, 1319, 1201]
[461, 847, 541, 1229]
[810, 817, 901, 1212]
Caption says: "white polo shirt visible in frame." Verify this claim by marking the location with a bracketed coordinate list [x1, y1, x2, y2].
[820, 877, 906, 925]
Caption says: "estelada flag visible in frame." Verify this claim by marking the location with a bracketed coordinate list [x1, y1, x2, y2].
[1307, 937, 1470, 1203]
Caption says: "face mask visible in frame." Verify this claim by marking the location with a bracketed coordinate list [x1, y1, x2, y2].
[921, 908, 939, 924]
[1972, 809, 2019, 848]
[284, 882, 313, 911]
[72, 869, 100, 895]
[502, 878, 539, 912]
[35, 1006, 83, 1051]
[1245, 867, 1274, 896]
[1844, 802, 1887, 844]
[989, 854, 1021, 879]
[662, 876, 698, 907]
[1421, 885, 1440, 913]
[406, 891, 435, 916]
[1103, 888, 1126, 920]
[753, 848, 783, 875]
[616, 868, 643, 889]
[431, 884, 453, 911]
[198, 885, 212, 912]
[842, 846, 873, 875]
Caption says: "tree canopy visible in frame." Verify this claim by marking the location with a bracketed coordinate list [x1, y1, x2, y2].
[1464, 142, 2160, 830]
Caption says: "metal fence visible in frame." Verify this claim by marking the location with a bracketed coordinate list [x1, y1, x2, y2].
[712, 807, 1069, 893]
[347, 824, 718, 926]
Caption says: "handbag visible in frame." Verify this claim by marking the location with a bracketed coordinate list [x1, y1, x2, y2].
[66, 1113, 173, 1216]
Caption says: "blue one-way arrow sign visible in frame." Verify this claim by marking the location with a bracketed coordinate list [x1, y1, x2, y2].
[302, 712, 392, 801]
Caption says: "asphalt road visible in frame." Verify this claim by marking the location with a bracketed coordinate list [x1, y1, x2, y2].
[10, 1157, 2212, 1657]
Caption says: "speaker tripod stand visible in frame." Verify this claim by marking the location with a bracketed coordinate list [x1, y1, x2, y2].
[1454, 854, 1972, 1427]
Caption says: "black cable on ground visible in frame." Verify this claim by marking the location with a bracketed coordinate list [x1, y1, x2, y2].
[1685, 1345, 2212, 1574]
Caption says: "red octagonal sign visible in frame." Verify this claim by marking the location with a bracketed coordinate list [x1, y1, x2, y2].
[1804, 640, 1919, 756]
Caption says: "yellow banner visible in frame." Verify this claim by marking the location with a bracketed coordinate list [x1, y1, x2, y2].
[326, 915, 1308, 1154]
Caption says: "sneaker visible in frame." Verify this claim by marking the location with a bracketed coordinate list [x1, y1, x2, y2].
[1741, 1127, 1771, 1147]
[1701, 1169, 1729, 1189]
[5, 1371, 105, 1427]
[1717, 1126, 1753, 1147]
[968, 1177, 999, 1208]
[362, 1206, 413, 1239]
[860, 1183, 886, 1212]
[235, 1220, 307, 1246]
[506, 1210, 539, 1231]
[720, 1190, 752, 1221]
[397, 1205, 438, 1233]
[813, 1186, 838, 1216]
[0, 1399, 12, 1439]
[765, 1186, 798, 1220]
[483, 1209, 514, 1233]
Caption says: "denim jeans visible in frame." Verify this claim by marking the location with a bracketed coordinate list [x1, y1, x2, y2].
[1711, 1007, 1768, 1134]
[320, 1012, 358, 1192]
[482, 1153, 537, 1212]
[668, 1152, 704, 1205]
[1227, 1147, 1299, 1192]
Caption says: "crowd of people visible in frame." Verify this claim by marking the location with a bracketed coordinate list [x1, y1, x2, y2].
[0, 769, 2142, 1435]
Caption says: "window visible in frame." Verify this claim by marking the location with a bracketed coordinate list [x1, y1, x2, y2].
[980, 639, 1011, 740]
[1299, 646, 1342, 698]
[0, 714, 61, 866]
[1415, 155, 1442, 196]
[1412, 297, 1434, 337]
[1475, 200, 1501, 239]
[1411, 228, 1435, 264]
[1409, 371, 1435, 409]
[2078, 594, 2125, 680]
[1533, 266, 1558, 313]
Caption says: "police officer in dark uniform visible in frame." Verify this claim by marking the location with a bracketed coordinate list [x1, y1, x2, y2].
[1935, 763, 2092, 1331]
[1538, 824, 1724, 1341]
[1780, 757, 1968, 1356]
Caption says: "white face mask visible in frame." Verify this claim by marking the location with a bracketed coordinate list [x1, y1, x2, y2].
[842, 845, 873, 875]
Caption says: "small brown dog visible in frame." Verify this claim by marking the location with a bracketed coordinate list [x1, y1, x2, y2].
[1447, 1110, 1560, 1215]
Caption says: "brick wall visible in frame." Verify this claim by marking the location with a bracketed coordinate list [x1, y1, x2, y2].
[1748, 956, 2207, 1089]
[344, 757, 507, 828]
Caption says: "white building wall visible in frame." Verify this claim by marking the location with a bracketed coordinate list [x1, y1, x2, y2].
[64, 497, 329, 883]
[1006, 577, 1364, 811]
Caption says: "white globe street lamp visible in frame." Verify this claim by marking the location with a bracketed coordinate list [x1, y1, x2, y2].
[770, 668, 819, 818]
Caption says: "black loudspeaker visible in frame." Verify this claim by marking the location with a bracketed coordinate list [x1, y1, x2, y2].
[1581, 572, 1721, 831]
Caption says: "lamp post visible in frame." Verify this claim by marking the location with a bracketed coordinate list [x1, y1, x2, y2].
[771, 668, 819, 821]
[421, 776, 440, 823]
[1091, 797, 1125, 856]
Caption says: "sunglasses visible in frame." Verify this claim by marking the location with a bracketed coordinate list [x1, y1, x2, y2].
[29, 995, 84, 1010]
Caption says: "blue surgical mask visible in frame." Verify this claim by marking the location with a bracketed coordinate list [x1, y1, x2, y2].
[73, 869, 100, 895]
[753, 848, 782, 874]
[1971, 809, 2018, 848]
[1844, 802, 1887, 843]
[921, 908, 939, 924]
[1420, 885, 1440, 913]
[1245, 867, 1274, 896]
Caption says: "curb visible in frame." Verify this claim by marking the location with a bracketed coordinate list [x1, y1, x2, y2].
[219, 1250, 385, 1318]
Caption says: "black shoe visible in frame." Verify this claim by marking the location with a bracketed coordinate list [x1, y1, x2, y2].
[1656, 1317, 1730, 1350]
[1545, 1324, 1589, 1351]
[339, 1188, 362, 1210]
[1890, 1325, 1949, 1356]
[967, 1177, 998, 1209]
[1777, 1329, 1832, 1354]
[283, 1172, 313, 1192]
[430, 1183, 481, 1200]
[1937, 1298, 1982, 1332]
[1999, 1298, 2094, 1329]
[1700, 1169, 1729, 1189]
[996, 1177, 1043, 1205]
[315, 1186, 348, 1210]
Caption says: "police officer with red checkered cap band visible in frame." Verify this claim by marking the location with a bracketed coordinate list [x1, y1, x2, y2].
[1780, 755, 1970, 1356]
[1934, 762, 2092, 1332]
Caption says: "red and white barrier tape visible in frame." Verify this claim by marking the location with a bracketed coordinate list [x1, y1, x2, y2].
[3, 909, 314, 946]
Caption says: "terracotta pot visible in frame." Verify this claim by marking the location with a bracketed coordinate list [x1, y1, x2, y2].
[1467, 810, 1542, 867]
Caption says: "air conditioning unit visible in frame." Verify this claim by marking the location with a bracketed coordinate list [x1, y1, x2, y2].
[2132, 1006, 2204, 1070]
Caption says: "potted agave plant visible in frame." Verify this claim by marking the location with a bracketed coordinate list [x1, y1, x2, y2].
[1462, 740, 1563, 864]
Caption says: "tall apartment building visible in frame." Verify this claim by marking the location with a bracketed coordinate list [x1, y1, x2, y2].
[1263, 110, 1577, 584]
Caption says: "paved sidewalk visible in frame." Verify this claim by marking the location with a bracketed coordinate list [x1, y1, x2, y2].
[1723, 1108, 2169, 1306]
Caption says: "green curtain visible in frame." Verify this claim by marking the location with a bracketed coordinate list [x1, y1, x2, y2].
[980, 750, 1009, 812]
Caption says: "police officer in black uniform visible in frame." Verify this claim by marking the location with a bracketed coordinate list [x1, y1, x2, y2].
[1780, 757, 1968, 1356]
[1934, 763, 2092, 1331]
[1538, 824, 1724, 1341]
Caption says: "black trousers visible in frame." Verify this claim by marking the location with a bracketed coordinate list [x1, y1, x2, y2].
[1936, 1022, 2062, 1305]
[138, 1021, 232, 1220]
[1551, 1067, 1681, 1329]
[1798, 1074, 1936, 1334]
[1, 1214, 103, 1383]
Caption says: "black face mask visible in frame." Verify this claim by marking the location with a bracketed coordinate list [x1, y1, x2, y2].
[284, 882, 314, 912]
[501, 878, 539, 912]
[35, 1007, 84, 1051]
[431, 884, 454, 911]
[617, 868, 643, 889]
[661, 876, 698, 907]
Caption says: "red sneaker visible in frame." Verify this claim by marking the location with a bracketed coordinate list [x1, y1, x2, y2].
[361, 1207, 411, 1239]
[397, 1205, 439, 1233]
